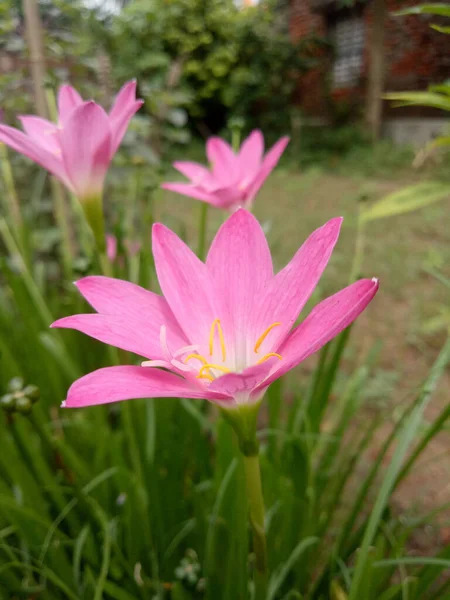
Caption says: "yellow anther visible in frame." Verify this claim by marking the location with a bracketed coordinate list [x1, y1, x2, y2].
[185, 353, 208, 365]
[254, 322, 282, 353]
[209, 319, 226, 361]
[198, 364, 231, 377]
[256, 353, 282, 365]
[196, 373, 214, 382]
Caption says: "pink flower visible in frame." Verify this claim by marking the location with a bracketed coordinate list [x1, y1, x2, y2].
[106, 234, 141, 263]
[162, 130, 289, 211]
[0, 81, 143, 200]
[52, 210, 378, 410]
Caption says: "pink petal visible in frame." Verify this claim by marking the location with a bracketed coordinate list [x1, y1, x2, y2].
[60, 101, 112, 198]
[109, 80, 139, 120]
[206, 209, 273, 367]
[152, 223, 219, 355]
[161, 182, 219, 205]
[210, 185, 245, 210]
[51, 313, 166, 360]
[252, 217, 342, 356]
[110, 100, 143, 155]
[106, 234, 117, 262]
[74, 276, 187, 350]
[109, 81, 143, 154]
[257, 278, 379, 390]
[238, 130, 264, 180]
[0, 124, 72, 191]
[57, 85, 84, 124]
[206, 137, 238, 186]
[208, 357, 280, 401]
[246, 136, 289, 201]
[64, 365, 231, 408]
[18, 115, 60, 154]
[172, 161, 211, 185]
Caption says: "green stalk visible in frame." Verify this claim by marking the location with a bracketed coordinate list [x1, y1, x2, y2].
[197, 203, 208, 261]
[50, 178, 74, 280]
[0, 217, 54, 326]
[83, 194, 106, 254]
[349, 207, 366, 283]
[45, 90, 74, 279]
[81, 193, 113, 276]
[224, 404, 269, 598]
[243, 452, 268, 599]
[231, 128, 241, 153]
[0, 144, 23, 231]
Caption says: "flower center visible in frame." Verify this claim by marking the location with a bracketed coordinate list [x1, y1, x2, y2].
[185, 319, 282, 382]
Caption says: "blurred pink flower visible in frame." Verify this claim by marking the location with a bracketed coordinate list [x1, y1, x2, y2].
[52, 210, 378, 410]
[106, 234, 141, 263]
[162, 130, 289, 211]
[0, 81, 143, 200]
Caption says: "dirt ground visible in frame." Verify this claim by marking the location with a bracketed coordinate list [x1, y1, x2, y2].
[159, 168, 450, 543]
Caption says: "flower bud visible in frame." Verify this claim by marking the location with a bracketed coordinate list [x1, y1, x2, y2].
[7, 377, 24, 393]
[23, 384, 40, 403]
[0, 393, 16, 413]
[15, 396, 32, 415]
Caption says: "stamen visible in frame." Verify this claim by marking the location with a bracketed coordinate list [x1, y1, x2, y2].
[198, 364, 231, 377]
[159, 326, 171, 362]
[256, 353, 282, 365]
[209, 319, 226, 361]
[196, 373, 214, 382]
[185, 353, 208, 365]
[254, 322, 282, 353]
[141, 359, 169, 368]
[174, 344, 199, 359]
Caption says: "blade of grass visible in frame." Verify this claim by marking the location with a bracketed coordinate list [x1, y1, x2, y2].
[347, 337, 450, 600]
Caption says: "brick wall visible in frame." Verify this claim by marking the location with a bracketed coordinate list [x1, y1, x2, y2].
[290, 0, 450, 118]
[290, 0, 330, 115]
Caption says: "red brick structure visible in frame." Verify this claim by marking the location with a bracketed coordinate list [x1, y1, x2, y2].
[290, 0, 450, 128]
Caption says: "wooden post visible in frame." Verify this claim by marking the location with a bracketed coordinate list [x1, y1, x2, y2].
[365, 0, 386, 142]
[23, 0, 48, 118]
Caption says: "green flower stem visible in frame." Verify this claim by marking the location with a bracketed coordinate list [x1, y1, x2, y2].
[51, 178, 74, 280]
[243, 452, 268, 600]
[83, 194, 106, 254]
[0, 143, 23, 231]
[223, 405, 268, 598]
[197, 203, 208, 261]
[349, 207, 366, 284]
[231, 129, 241, 152]
[81, 193, 113, 276]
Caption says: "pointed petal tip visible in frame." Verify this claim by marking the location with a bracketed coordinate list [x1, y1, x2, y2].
[152, 222, 170, 242]
[223, 206, 261, 229]
[61, 400, 67, 408]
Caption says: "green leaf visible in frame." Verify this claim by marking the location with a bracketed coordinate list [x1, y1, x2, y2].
[431, 23, 450, 32]
[384, 91, 450, 111]
[268, 537, 319, 600]
[393, 3, 450, 17]
[361, 182, 449, 222]
[347, 337, 450, 600]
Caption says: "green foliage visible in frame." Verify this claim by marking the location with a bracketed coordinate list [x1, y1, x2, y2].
[361, 181, 450, 222]
[1, 169, 450, 597]
[107, 0, 322, 135]
[386, 4, 450, 160]
[291, 125, 416, 176]
[222, 7, 325, 135]
[108, 0, 240, 122]
[394, 2, 450, 17]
